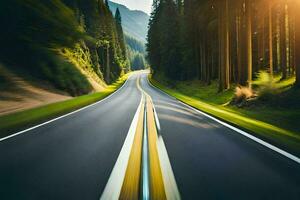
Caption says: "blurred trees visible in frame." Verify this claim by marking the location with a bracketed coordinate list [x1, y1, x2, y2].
[0, 0, 128, 95]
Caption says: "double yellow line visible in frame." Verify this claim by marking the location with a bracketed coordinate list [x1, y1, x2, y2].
[119, 76, 166, 200]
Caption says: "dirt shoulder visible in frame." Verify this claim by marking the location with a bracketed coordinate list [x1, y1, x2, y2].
[0, 65, 71, 116]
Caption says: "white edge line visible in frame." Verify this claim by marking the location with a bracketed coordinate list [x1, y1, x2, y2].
[0, 75, 132, 142]
[157, 136, 181, 200]
[146, 75, 300, 165]
[152, 102, 161, 132]
[100, 96, 143, 200]
[152, 103, 181, 200]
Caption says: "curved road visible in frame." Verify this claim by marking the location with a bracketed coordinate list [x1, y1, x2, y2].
[0, 72, 299, 199]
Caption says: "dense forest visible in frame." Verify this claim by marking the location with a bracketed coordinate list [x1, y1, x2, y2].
[147, 0, 300, 94]
[0, 0, 129, 96]
[126, 34, 147, 70]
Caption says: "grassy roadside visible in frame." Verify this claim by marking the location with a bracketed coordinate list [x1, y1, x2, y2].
[149, 75, 300, 156]
[0, 73, 131, 138]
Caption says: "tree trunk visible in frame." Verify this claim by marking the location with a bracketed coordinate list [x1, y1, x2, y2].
[276, 6, 281, 73]
[269, 2, 274, 78]
[106, 47, 110, 83]
[224, 0, 230, 90]
[245, 0, 252, 88]
[239, 1, 247, 86]
[218, 0, 230, 91]
[236, 12, 241, 83]
[281, 3, 288, 79]
[295, 1, 300, 86]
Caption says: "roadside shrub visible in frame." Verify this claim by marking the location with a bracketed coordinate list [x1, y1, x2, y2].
[232, 86, 255, 105]
[254, 71, 277, 102]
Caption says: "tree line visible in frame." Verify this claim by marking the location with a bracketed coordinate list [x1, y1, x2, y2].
[147, 0, 300, 91]
[0, 0, 128, 95]
[125, 34, 147, 70]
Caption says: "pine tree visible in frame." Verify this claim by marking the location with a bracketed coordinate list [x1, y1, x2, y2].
[147, 0, 163, 76]
[181, 0, 198, 80]
[268, 1, 274, 78]
[105, 0, 109, 8]
[159, 0, 182, 79]
[246, 0, 253, 88]
[115, 8, 126, 59]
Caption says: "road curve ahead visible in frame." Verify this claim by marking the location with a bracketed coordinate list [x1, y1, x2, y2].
[0, 71, 299, 200]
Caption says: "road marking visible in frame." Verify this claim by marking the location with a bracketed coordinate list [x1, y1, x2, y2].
[152, 100, 161, 132]
[100, 96, 143, 200]
[151, 100, 180, 200]
[101, 74, 181, 200]
[138, 76, 180, 199]
[119, 95, 145, 200]
[157, 136, 181, 200]
[142, 105, 150, 200]
[0, 74, 133, 142]
[146, 74, 300, 165]
[146, 96, 167, 200]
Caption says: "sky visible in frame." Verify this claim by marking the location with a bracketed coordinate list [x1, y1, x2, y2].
[110, 0, 153, 15]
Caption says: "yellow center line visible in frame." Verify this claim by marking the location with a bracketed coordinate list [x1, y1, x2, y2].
[138, 75, 167, 199]
[119, 96, 145, 200]
[119, 75, 167, 200]
[146, 95, 167, 200]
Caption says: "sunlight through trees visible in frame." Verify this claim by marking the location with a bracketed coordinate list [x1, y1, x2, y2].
[147, 0, 300, 89]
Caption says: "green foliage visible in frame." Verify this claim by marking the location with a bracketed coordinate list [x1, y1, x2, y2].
[0, 0, 92, 95]
[125, 34, 146, 54]
[108, 1, 150, 42]
[250, 71, 299, 108]
[37, 50, 91, 96]
[147, 0, 218, 81]
[0, 0, 129, 94]
[125, 34, 147, 70]
[147, 1, 163, 75]
[147, 0, 182, 79]
[131, 53, 146, 70]
[115, 8, 127, 69]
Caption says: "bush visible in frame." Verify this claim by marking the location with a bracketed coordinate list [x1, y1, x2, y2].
[254, 71, 278, 102]
[232, 86, 255, 106]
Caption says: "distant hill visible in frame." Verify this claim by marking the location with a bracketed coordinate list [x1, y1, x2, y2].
[108, 1, 149, 43]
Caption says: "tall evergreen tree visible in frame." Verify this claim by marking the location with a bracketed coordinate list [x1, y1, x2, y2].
[159, 0, 182, 79]
[115, 8, 126, 59]
[147, 0, 163, 75]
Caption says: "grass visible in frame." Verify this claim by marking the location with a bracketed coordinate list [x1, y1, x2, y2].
[0, 73, 130, 138]
[149, 74, 300, 156]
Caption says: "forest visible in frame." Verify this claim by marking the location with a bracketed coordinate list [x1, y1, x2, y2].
[147, 0, 300, 93]
[147, 0, 300, 154]
[0, 0, 129, 96]
[126, 34, 148, 70]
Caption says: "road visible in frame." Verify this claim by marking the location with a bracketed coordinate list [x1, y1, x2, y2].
[0, 72, 299, 200]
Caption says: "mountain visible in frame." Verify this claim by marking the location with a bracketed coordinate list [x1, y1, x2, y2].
[108, 1, 149, 43]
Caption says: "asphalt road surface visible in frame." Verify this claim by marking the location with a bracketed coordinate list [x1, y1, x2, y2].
[0, 72, 299, 200]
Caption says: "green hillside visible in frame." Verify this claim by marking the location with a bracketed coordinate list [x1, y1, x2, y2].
[108, 1, 149, 43]
[0, 0, 129, 96]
